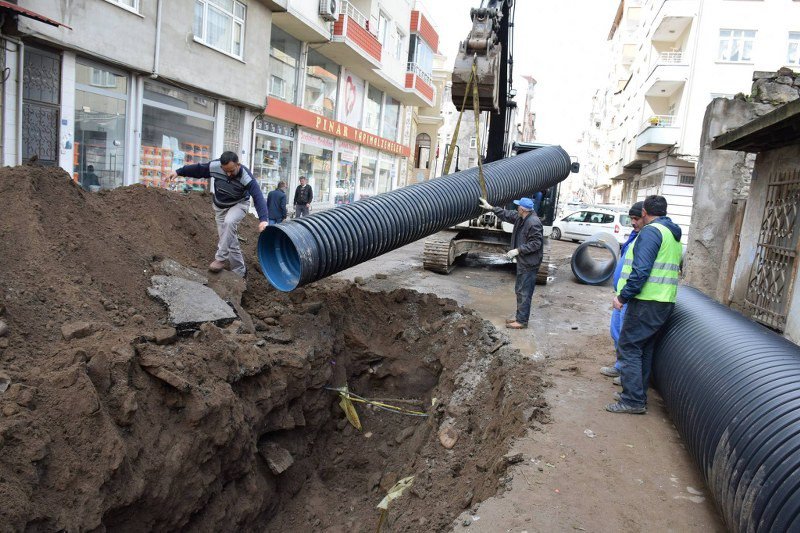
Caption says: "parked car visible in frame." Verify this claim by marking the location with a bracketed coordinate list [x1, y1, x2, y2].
[551, 208, 634, 245]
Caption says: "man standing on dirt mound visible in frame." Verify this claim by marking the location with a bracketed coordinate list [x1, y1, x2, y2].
[478, 196, 543, 329]
[168, 151, 268, 277]
[606, 195, 682, 415]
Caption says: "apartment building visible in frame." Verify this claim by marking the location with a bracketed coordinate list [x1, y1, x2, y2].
[258, 0, 440, 208]
[2, 0, 277, 190]
[587, 0, 800, 241]
[0, 0, 441, 211]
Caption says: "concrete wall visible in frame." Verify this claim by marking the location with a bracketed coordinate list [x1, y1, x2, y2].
[18, 0, 272, 108]
[682, 97, 766, 299]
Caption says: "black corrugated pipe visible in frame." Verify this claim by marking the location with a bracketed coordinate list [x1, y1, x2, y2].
[570, 232, 619, 285]
[653, 286, 800, 532]
[258, 146, 572, 291]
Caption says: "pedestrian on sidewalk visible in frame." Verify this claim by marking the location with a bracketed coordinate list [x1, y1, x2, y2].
[605, 195, 683, 414]
[600, 201, 645, 379]
[267, 181, 288, 224]
[293, 176, 313, 218]
[478, 196, 543, 329]
[168, 151, 268, 277]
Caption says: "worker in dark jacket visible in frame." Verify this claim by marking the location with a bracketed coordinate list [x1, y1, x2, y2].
[606, 195, 683, 415]
[267, 181, 288, 224]
[168, 151, 268, 277]
[479, 196, 544, 329]
[293, 176, 313, 218]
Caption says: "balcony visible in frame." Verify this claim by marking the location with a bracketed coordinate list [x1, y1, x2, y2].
[636, 115, 679, 151]
[321, 1, 382, 71]
[404, 62, 435, 106]
[651, 0, 696, 42]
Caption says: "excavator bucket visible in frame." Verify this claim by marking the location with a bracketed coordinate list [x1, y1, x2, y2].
[451, 7, 502, 113]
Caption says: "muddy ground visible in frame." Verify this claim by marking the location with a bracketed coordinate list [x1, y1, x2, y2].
[337, 240, 726, 532]
[0, 166, 551, 532]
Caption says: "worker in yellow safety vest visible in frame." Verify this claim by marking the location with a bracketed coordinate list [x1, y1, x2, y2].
[605, 195, 683, 415]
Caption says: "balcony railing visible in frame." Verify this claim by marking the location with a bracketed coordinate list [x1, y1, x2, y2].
[407, 62, 433, 86]
[340, 0, 369, 31]
[642, 114, 676, 129]
[658, 51, 684, 64]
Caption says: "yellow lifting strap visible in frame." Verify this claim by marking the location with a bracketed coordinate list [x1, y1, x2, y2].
[442, 56, 489, 200]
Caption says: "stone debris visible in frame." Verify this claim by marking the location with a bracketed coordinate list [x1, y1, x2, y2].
[147, 275, 236, 330]
[154, 258, 209, 285]
[260, 442, 295, 475]
[438, 424, 459, 450]
[0, 371, 10, 393]
[61, 321, 96, 341]
[153, 327, 178, 345]
[0, 319, 8, 337]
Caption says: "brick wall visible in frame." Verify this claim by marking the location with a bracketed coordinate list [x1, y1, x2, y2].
[345, 16, 382, 62]
[405, 73, 434, 104]
[412, 11, 439, 52]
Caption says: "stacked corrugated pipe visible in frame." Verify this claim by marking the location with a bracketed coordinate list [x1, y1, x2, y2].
[654, 286, 800, 531]
[258, 145, 572, 291]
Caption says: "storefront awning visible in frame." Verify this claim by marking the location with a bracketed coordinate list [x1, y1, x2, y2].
[0, 1, 71, 29]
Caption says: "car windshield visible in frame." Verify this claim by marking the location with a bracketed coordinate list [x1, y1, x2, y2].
[620, 215, 632, 227]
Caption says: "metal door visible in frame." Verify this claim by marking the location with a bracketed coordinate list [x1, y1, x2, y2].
[22, 46, 61, 166]
[743, 168, 800, 331]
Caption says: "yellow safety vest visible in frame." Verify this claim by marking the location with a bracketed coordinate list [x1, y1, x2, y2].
[616, 222, 682, 303]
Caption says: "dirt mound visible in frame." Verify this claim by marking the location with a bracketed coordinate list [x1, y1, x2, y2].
[0, 166, 547, 531]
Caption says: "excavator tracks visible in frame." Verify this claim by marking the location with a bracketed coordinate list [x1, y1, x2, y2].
[422, 231, 460, 274]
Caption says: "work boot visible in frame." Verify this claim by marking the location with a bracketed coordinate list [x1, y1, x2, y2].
[605, 401, 646, 414]
[612, 376, 621, 386]
[614, 391, 647, 406]
[506, 321, 527, 329]
[505, 318, 517, 325]
[600, 366, 620, 377]
[208, 259, 227, 273]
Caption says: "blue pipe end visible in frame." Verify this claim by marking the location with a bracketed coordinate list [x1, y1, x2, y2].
[258, 226, 301, 292]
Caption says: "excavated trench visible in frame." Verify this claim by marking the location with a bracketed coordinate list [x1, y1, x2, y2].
[0, 168, 548, 532]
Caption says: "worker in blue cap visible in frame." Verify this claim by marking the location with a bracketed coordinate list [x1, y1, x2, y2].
[479, 196, 544, 329]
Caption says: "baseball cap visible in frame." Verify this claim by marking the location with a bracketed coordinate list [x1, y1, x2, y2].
[513, 198, 535, 210]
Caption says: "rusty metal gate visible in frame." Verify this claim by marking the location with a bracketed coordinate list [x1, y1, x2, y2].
[743, 168, 800, 331]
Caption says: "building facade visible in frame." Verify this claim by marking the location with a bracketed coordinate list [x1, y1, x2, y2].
[1, 0, 441, 211]
[587, 0, 800, 242]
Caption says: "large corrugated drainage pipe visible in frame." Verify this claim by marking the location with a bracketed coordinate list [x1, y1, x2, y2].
[654, 286, 800, 532]
[258, 146, 572, 291]
[570, 232, 619, 285]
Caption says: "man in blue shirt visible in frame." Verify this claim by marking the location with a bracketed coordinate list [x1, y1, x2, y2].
[168, 151, 268, 277]
[267, 181, 288, 225]
[600, 202, 644, 380]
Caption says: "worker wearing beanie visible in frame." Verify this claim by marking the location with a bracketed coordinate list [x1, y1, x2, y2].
[600, 201, 645, 380]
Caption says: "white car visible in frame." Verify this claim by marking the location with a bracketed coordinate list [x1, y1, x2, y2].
[551, 208, 634, 245]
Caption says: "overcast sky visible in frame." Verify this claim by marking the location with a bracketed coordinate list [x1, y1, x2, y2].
[423, 0, 620, 157]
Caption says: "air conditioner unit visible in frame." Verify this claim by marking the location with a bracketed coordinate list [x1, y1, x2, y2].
[319, 0, 340, 22]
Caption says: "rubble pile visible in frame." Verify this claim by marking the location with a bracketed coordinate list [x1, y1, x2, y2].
[0, 167, 548, 531]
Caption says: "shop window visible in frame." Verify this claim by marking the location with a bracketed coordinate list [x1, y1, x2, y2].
[269, 26, 301, 104]
[381, 97, 400, 141]
[718, 29, 756, 62]
[359, 148, 378, 199]
[74, 60, 128, 190]
[140, 81, 216, 190]
[376, 154, 395, 194]
[253, 119, 294, 195]
[364, 85, 383, 135]
[194, 0, 246, 60]
[335, 142, 359, 205]
[304, 50, 339, 119]
[299, 132, 333, 203]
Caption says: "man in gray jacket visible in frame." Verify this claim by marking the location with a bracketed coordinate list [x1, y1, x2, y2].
[479, 196, 544, 329]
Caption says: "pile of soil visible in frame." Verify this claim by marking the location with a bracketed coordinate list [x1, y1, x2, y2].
[0, 166, 547, 531]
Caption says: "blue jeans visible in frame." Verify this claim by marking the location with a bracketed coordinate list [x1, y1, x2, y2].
[617, 299, 674, 408]
[515, 265, 539, 325]
[268, 218, 282, 225]
[609, 304, 628, 370]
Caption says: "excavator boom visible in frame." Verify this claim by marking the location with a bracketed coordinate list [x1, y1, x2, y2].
[451, 5, 503, 112]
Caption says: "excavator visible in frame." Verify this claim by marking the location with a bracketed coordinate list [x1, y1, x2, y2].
[422, 0, 578, 281]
